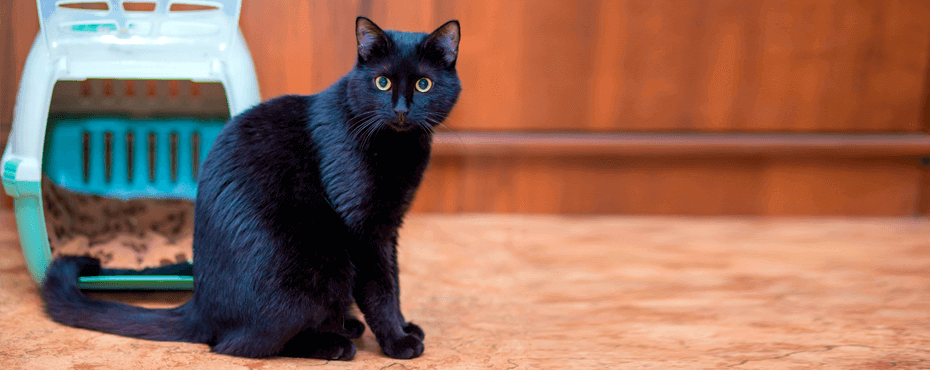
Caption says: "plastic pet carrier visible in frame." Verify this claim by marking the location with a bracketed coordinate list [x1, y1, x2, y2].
[1, 0, 260, 289]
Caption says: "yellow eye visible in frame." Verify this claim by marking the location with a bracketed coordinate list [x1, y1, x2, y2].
[415, 77, 432, 92]
[375, 76, 391, 91]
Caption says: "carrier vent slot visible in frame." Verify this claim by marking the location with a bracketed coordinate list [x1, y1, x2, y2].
[82, 132, 90, 182]
[146, 80, 157, 97]
[103, 80, 114, 97]
[191, 132, 201, 181]
[59, 1, 110, 11]
[169, 132, 179, 182]
[147, 133, 157, 182]
[80, 80, 92, 97]
[126, 132, 135, 182]
[123, 1, 156, 12]
[104, 132, 113, 182]
[71, 128, 208, 186]
[124, 80, 135, 97]
[170, 3, 220, 12]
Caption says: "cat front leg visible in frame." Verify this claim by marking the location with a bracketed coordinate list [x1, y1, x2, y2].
[388, 242, 425, 341]
[353, 242, 424, 359]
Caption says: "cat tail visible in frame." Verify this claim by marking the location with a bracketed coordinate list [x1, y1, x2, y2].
[41, 256, 202, 343]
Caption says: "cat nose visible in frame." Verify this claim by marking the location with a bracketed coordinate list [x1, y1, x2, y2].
[395, 108, 408, 123]
[394, 96, 408, 121]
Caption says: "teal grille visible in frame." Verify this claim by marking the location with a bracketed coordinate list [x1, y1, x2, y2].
[44, 117, 224, 200]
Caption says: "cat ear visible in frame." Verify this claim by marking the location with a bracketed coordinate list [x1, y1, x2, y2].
[423, 20, 460, 67]
[356, 17, 388, 61]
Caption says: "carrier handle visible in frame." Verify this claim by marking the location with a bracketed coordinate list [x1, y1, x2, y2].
[36, 0, 242, 56]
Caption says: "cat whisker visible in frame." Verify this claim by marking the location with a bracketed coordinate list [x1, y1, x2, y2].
[350, 117, 376, 137]
[423, 112, 458, 132]
[348, 111, 378, 127]
[422, 113, 464, 149]
[347, 110, 375, 123]
[357, 118, 385, 149]
[368, 120, 387, 148]
[412, 119, 434, 134]
[350, 114, 383, 140]
[424, 115, 457, 134]
[347, 112, 380, 132]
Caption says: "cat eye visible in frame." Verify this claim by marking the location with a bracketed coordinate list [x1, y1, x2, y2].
[415, 77, 432, 93]
[375, 76, 391, 91]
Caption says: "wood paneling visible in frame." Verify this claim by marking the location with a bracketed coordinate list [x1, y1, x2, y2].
[1, 1, 39, 130]
[920, 164, 930, 215]
[420, 132, 930, 215]
[412, 156, 923, 215]
[431, 132, 930, 158]
[238, 0, 930, 132]
[4, 1, 930, 133]
[0, 2, 40, 209]
[5, 1, 930, 133]
[3, 2, 930, 214]
[236, 0, 930, 132]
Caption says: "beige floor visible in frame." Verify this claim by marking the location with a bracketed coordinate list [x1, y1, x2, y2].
[2, 209, 930, 369]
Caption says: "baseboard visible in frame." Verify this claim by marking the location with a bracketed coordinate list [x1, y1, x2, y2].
[6, 133, 929, 215]
[412, 132, 930, 215]
[431, 132, 930, 158]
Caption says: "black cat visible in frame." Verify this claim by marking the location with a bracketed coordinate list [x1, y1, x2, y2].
[41, 17, 461, 360]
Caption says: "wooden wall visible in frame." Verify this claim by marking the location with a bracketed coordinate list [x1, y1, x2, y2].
[244, 0, 930, 132]
[3, 1, 930, 214]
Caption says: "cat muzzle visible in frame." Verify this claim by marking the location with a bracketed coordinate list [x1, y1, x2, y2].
[389, 115, 415, 131]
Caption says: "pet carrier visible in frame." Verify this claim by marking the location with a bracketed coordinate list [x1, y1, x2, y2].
[1, 0, 260, 289]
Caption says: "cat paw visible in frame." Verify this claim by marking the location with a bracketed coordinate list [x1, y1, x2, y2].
[281, 332, 356, 361]
[310, 338, 356, 361]
[381, 334, 424, 359]
[342, 317, 366, 339]
[402, 322, 424, 341]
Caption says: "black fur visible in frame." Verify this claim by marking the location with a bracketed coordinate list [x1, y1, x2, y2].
[42, 17, 460, 360]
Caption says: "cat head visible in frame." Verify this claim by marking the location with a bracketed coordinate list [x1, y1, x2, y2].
[346, 17, 462, 134]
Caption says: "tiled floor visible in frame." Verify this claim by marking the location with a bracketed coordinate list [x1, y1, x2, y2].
[2, 210, 930, 369]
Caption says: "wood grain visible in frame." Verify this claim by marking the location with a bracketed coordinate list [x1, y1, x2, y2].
[919, 163, 930, 216]
[0, 3, 10, 210]
[431, 132, 930, 158]
[236, 0, 930, 132]
[4, 2, 930, 133]
[411, 156, 923, 215]
[3, 2, 930, 213]
[0, 2, 39, 209]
